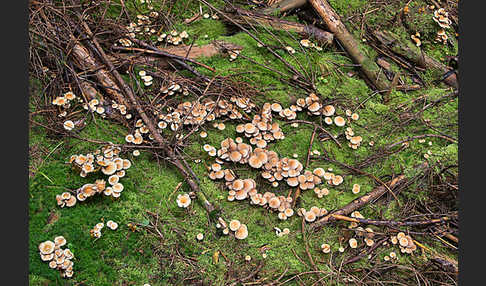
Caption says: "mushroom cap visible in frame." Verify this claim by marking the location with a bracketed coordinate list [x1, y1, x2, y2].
[332, 175, 343, 185]
[63, 120, 75, 130]
[304, 211, 316, 222]
[278, 212, 287, 220]
[399, 237, 409, 247]
[108, 175, 119, 185]
[48, 260, 57, 269]
[235, 224, 248, 240]
[65, 196, 77, 207]
[232, 179, 244, 191]
[112, 183, 124, 193]
[313, 168, 325, 177]
[41, 253, 55, 261]
[102, 161, 117, 175]
[248, 155, 263, 169]
[39, 241, 56, 255]
[284, 208, 294, 217]
[352, 184, 360, 194]
[211, 163, 222, 172]
[287, 177, 299, 187]
[349, 238, 358, 248]
[229, 219, 241, 231]
[310, 206, 321, 216]
[122, 159, 132, 169]
[176, 193, 191, 208]
[334, 116, 346, 127]
[268, 197, 281, 209]
[229, 151, 242, 162]
[321, 243, 331, 253]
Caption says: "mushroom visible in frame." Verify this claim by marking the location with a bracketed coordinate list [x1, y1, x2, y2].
[334, 116, 346, 127]
[196, 233, 204, 241]
[352, 184, 360, 194]
[321, 243, 331, 253]
[176, 193, 191, 208]
[39, 241, 56, 255]
[348, 238, 358, 248]
[63, 120, 75, 131]
[304, 211, 316, 222]
[235, 224, 248, 240]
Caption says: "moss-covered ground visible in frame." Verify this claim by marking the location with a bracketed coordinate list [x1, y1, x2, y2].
[29, 0, 458, 285]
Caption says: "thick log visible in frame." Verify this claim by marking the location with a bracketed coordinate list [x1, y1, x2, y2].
[308, 0, 390, 91]
[224, 6, 333, 46]
[373, 30, 458, 89]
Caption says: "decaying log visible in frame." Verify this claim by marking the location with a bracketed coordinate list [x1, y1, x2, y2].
[308, 0, 390, 91]
[310, 174, 407, 231]
[70, 37, 129, 107]
[224, 6, 334, 46]
[109, 41, 243, 69]
[261, 0, 308, 15]
[373, 30, 458, 89]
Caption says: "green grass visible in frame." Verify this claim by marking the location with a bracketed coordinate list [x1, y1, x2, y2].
[29, 0, 458, 284]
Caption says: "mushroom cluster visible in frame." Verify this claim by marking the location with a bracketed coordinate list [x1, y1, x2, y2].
[138, 70, 153, 86]
[392, 232, 417, 254]
[56, 192, 77, 208]
[157, 30, 189, 46]
[345, 127, 363, 149]
[299, 39, 323, 51]
[313, 186, 330, 198]
[347, 211, 364, 229]
[297, 206, 328, 223]
[81, 98, 113, 118]
[160, 81, 189, 97]
[52, 91, 78, 109]
[90, 222, 104, 238]
[154, 97, 254, 134]
[64, 146, 131, 205]
[354, 226, 376, 246]
[223, 219, 248, 240]
[433, 8, 452, 29]
[236, 104, 285, 148]
[38, 236, 75, 278]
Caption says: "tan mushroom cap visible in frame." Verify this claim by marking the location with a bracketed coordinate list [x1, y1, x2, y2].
[229, 151, 242, 162]
[304, 211, 316, 222]
[352, 184, 360, 194]
[48, 260, 57, 269]
[349, 238, 358, 248]
[112, 183, 124, 193]
[334, 116, 346, 127]
[102, 161, 117, 175]
[108, 175, 119, 185]
[65, 196, 77, 207]
[39, 241, 56, 255]
[229, 179, 243, 191]
[268, 197, 281, 209]
[235, 224, 248, 240]
[321, 243, 331, 253]
[287, 177, 299, 187]
[229, 219, 241, 232]
[332, 175, 343, 185]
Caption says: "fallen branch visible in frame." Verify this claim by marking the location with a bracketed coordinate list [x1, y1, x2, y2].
[224, 6, 333, 46]
[310, 174, 409, 231]
[373, 30, 458, 89]
[329, 214, 451, 228]
[308, 0, 390, 91]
